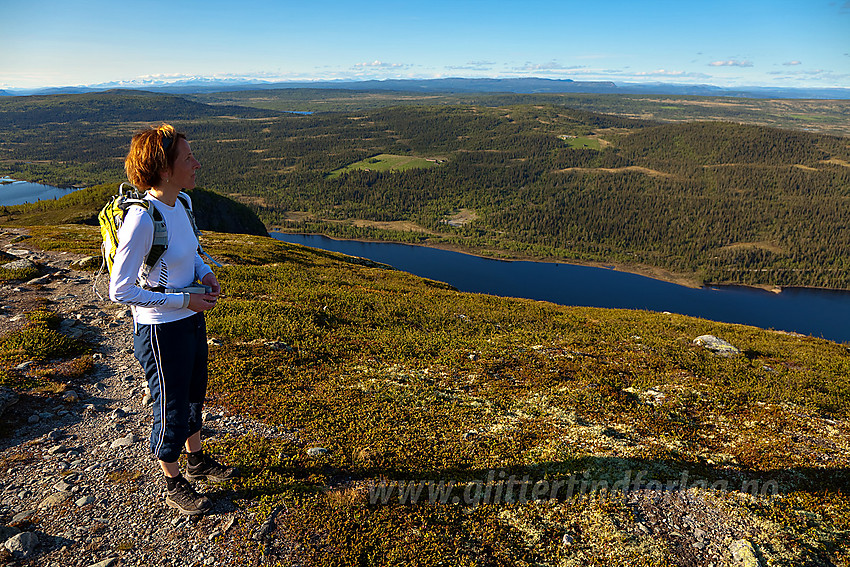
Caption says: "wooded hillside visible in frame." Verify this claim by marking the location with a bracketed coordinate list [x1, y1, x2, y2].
[1, 91, 849, 288]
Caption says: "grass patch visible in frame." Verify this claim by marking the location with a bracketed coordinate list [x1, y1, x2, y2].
[0, 313, 87, 364]
[326, 154, 440, 179]
[0, 262, 40, 283]
[559, 135, 602, 150]
[0, 308, 92, 390]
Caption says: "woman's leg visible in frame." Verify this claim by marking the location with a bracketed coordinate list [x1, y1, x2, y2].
[185, 430, 202, 454]
[135, 315, 204, 464]
[135, 314, 212, 514]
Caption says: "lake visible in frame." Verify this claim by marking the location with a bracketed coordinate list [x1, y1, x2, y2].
[272, 233, 850, 344]
[0, 177, 80, 206]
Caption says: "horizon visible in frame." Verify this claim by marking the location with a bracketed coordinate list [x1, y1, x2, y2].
[5, 75, 850, 97]
[2, 0, 849, 91]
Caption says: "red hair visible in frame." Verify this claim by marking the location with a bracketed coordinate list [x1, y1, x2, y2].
[124, 124, 186, 189]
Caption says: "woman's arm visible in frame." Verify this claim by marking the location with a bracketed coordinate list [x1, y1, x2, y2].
[109, 207, 188, 309]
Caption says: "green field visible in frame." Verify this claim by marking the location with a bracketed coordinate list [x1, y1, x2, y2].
[327, 153, 440, 179]
[559, 135, 603, 150]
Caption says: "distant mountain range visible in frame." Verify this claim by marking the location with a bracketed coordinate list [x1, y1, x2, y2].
[3, 77, 849, 100]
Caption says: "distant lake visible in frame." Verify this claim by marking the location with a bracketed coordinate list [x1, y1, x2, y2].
[272, 232, 850, 344]
[0, 177, 80, 206]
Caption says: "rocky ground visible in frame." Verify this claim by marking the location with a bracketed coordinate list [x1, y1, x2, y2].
[0, 229, 276, 567]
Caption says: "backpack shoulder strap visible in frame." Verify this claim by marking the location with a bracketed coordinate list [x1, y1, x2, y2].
[176, 191, 222, 268]
[176, 191, 198, 235]
[138, 200, 169, 282]
[177, 190, 193, 211]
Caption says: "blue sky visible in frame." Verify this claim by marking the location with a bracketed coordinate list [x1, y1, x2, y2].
[2, 0, 849, 90]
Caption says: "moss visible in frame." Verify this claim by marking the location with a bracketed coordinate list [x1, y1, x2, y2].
[49, 355, 96, 381]
[0, 263, 40, 282]
[0, 324, 85, 363]
[0, 309, 91, 391]
[26, 308, 62, 328]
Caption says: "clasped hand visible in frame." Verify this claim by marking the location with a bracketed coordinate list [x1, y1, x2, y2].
[188, 272, 222, 313]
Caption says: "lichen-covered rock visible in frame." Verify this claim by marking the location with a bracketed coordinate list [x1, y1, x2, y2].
[2, 258, 37, 271]
[730, 539, 760, 566]
[62, 390, 80, 403]
[110, 433, 137, 449]
[694, 335, 741, 357]
[37, 492, 69, 509]
[71, 256, 101, 270]
[4, 531, 38, 558]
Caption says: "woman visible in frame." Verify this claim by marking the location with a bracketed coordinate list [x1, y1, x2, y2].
[111, 123, 236, 515]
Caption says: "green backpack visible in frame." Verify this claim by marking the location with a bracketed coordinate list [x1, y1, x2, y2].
[94, 182, 219, 300]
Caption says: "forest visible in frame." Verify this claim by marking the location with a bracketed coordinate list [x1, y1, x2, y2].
[1, 89, 849, 288]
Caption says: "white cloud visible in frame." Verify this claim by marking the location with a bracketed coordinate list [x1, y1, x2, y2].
[766, 68, 850, 84]
[353, 60, 411, 69]
[446, 60, 496, 71]
[779, 68, 826, 76]
[634, 69, 711, 79]
[515, 61, 584, 71]
[709, 60, 754, 67]
[783, 60, 802, 66]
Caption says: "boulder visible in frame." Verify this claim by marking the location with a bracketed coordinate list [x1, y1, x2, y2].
[694, 335, 741, 357]
[76, 495, 95, 507]
[1, 259, 37, 271]
[729, 539, 760, 566]
[62, 390, 80, 403]
[110, 433, 137, 449]
[4, 531, 38, 559]
[71, 256, 101, 270]
[9, 509, 36, 526]
[26, 274, 51, 285]
[38, 492, 69, 509]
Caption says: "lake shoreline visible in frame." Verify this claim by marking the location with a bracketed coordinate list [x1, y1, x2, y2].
[269, 229, 807, 294]
[270, 231, 850, 343]
[0, 176, 84, 206]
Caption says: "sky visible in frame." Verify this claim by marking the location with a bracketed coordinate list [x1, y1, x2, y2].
[2, 0, 849, 90]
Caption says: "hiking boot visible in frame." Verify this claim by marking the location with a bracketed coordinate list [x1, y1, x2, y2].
[186, 452, 239, 483]
[165, 475, 212, 515]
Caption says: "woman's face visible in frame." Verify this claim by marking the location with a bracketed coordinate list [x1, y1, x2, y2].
[166, 138, 201, 190]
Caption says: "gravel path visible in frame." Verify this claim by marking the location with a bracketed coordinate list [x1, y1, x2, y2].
[0, 229, 275, 567]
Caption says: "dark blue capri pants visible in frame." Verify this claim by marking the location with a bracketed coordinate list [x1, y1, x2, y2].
[134, 312, 208, 463]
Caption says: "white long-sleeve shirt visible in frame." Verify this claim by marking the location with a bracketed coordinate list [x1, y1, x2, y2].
[109, 193, 212, 325]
